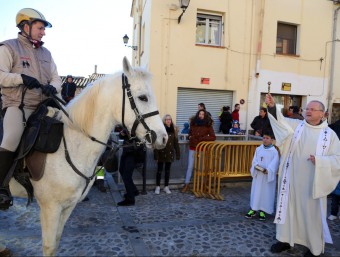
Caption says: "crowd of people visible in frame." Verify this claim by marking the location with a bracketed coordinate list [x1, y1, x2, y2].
[114, 98, 340, 257]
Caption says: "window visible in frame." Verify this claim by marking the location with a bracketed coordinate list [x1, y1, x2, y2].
[276, 23, 297, 55]
[196, 13, 222, 46]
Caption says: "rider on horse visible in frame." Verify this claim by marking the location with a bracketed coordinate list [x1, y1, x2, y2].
[0, 8, 61, 210]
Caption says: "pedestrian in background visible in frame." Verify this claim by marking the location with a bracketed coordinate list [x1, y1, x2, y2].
[61, 75, 77, 104]
[219, 106, 232, 134]
[154, 114, 180, 194]
[181, 122, 190, 134]
[181, 109, 216, 193]
[198, 102, 211, 117]
[229, 120, 244, 135]
[328, 118, 340, 221]
[328, 182, 340, 221]
[250, 107, 273, 136]
[231, 103, 240, 121]
[289, 106, 304, 120]
[245, 130, 279, 221]
[285, 106, 294, 117]
[117, 129, 145, 206]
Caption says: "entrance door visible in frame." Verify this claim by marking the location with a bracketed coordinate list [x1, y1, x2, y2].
[260, 93, 302, 116]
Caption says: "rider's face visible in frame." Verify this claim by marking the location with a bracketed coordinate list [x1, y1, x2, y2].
[25, 21, 46, 41]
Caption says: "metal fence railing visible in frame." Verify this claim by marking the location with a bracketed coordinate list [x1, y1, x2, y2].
[192, 141, 262, 200]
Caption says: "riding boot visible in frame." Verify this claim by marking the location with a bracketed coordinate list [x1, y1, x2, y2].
[0, 151, 16, 210]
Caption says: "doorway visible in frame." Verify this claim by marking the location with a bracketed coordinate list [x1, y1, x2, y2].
[260, 93, 302, 116]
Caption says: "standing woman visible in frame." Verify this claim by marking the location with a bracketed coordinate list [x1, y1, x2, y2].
[182, 109, 216, 192]
[154, 114, 180, 194]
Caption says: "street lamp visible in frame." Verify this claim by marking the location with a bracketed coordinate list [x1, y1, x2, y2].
[178, 0, 190, 24]
[123, 34, 138, 51]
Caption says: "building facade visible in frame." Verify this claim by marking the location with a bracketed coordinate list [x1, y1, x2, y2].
[129, 0, 340, 131]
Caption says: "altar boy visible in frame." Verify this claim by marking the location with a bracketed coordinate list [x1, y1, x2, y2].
[245, 130, 279, 221]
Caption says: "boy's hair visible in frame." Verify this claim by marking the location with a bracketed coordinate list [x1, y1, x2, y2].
[262, 129, 275, 139]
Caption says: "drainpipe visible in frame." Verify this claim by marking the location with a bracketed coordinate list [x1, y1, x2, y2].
[246, 0, 265, 135]
[328, 5, 340, 123]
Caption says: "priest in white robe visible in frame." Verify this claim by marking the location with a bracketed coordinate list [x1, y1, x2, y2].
[265, 95, 340, 257]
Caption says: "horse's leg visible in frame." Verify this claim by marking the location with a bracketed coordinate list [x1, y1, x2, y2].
[54, 204, 77, 251]
[40, 203, 62, 256]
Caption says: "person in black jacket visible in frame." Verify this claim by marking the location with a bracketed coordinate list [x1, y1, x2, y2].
[117, 129, 146, 206]
[329, 119, 340, 138]
[250, 107, 273, 137]
[219, 106, 233, 134]
[61, 75, 77, 104]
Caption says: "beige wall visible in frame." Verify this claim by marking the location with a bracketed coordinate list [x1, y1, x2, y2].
[131, 0, 339, 126]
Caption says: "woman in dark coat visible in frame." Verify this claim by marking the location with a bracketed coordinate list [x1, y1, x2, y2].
[181, 109, 216, 192]
[154, 114, 180, 194]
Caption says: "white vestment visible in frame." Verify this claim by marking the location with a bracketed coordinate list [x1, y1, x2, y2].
[268, 109, 340, 255]
[250, 144, 279, 214]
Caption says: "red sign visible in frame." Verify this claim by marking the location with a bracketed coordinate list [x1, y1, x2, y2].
[201, 78, 210, 85]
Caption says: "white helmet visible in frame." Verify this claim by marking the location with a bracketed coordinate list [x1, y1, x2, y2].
[16, 8, 52, 28]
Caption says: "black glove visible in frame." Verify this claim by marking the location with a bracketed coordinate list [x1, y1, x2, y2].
[42, 85, 57, 97]
[21, 74, 41, 89]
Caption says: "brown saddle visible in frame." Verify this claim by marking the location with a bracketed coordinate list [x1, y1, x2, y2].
[1, 99, 63, 183]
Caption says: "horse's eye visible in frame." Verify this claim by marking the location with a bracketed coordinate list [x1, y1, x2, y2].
[138, 95, 148, 102]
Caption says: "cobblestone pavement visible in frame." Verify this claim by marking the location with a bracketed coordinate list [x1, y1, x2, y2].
[0, 174, 339, 257]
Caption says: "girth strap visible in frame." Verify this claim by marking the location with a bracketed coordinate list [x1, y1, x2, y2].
[62, 136, 96, 195]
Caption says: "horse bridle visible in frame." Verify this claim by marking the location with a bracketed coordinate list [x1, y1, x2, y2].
[121, 73, 159, 144]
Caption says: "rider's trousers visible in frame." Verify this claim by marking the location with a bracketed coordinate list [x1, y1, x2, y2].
[1, 107, 33, 152]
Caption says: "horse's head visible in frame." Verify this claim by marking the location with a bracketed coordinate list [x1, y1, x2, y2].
[119, 57, 168, 149]
[64, 57, 167, 149]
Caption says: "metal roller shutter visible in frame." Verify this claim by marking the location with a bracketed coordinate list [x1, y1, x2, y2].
[176, 87, 233, 132]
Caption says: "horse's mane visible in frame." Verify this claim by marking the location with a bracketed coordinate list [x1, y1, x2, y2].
[63, 67, 152, 136]
[64, 75, 111, 135]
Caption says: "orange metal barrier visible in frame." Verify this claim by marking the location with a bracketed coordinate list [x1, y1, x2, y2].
[192, 141, 262, 200]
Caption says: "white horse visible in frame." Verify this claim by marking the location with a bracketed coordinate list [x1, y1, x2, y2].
[9, 57, 168, 256]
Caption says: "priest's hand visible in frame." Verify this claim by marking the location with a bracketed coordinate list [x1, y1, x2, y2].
[265, 93, 275, 108]
[308, 155, 316, 165]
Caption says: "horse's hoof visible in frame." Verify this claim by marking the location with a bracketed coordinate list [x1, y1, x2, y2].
[0, 247, 12, 257]
[0, 194, 13, 210]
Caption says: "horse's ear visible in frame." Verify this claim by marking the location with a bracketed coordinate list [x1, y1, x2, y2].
[123, 56, 132, 76]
